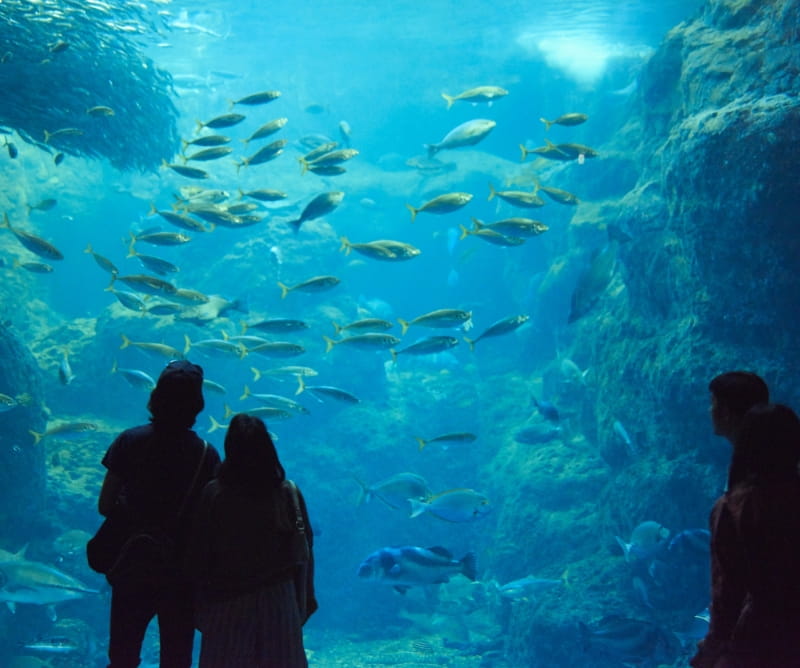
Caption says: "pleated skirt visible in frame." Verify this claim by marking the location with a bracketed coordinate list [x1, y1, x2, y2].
[197, 579, 308, 668]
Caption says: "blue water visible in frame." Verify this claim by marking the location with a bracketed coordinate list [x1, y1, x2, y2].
[0, 0, 709, 665]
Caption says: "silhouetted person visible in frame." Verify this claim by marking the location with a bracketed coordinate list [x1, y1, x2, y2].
[692, 373, 800, 666]
[188, 413, 317, 668]
[98, 360, 220, 668]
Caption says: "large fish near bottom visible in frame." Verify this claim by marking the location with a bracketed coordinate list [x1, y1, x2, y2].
[357, 545, 477, 593]
[0, 549, 98, 619]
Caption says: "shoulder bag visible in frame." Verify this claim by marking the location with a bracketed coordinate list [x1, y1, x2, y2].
[285, 479, 317, 624]
[88, 441, 208, 585]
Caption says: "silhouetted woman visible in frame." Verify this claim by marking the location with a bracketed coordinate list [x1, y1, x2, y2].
[97, 360, 221, 668]
[692, 403, 800, 667]
[189, 413, 316, 668]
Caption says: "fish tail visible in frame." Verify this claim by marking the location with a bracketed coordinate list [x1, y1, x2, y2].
[195, 120, 204, 133]
[424, 143, 438, 158]
[519, 144, 528, 162]
[208, 415, 222, 433]
[614, 536, 631, 561]
[539, 117, 552, 131]
[110, 359, 118, 374]
[277, 282, 290, 299]
[1, 212, 10, 229]
[239, 385, 250, 401]
[464, 336, 475, 351]
[29, 430, 43, 445]
[398, 319, 410, 335]
[390, 349, 398, 364]
[43, 129, 52, 143]
[405, 203, 418, 223]
[458, 224, 471, 241]
[119, 334, 131, 349]
[227, 98, 234, 110]
[298, 158, 308, 175]
[339, 236, 351, 255]
[487, 182, 496, 200]
[250, 366, 261, 382]
[331, 321, 343, 335]
[441, 92, 455, 109]
[470, 217, 483, 231]
[531, 175, 541, 195]
[223, 403, 234, 419]
[415, 436, 427, 451]
[147, 201, 157, 217]
[322, 335, 336, 353]
[83, 242, 93, 254]
[408, 498, 427, 518]
[287, 218, 301, 234]
[295, 374, 306, 396]
[353, 475, 370, 505]
[460, 551, 478, 581]
[181, 334, 192, 356]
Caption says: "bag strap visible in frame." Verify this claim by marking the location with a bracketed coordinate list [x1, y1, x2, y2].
[174, 441, 208, 524]
[285, 479, 305, 534]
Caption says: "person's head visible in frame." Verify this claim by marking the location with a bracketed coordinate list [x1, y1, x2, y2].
[219, 413, 285, 492]
[709, 371, 769, 443]
[730, 403, 800, 485]
[147, 359, 205, 430]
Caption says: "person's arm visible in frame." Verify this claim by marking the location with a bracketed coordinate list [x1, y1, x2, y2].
[692, 498, 747, 666]
[98, 470, 124, 517]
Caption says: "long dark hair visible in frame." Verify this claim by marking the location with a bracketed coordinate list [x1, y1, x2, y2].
[218, 413, 286, 494]
[729, 403, 800, 488]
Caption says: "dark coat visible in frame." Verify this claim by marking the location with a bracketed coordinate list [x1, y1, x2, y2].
[692, 473, 800, 667]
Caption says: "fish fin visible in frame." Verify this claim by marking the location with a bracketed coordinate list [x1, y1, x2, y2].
[239, 385, 250, 401]
[471, 217, 484, 231]
[459, 552, 477, 581]
[398, 319, 410, 335]
[404, 203, 418, 223]
[277, 282, 290, 299]
[223, 404, 233, 419]
[352, 475, 369, 505]
[250, 367, 261, 382]
[441, 92, 455, 109]
[29, 430, 43, 445]
[322, 336, 336, 353]
[487, 182, 496, 200]
[423, 143, 437, 158]
[519, 144, 528, 162]
[539, 117, 552, 131]
[339, 236, 351, 255]
[463, 336, 475, 351]
[415, 436, 426, 451]
[458, 224, 470, 240]
[208, 416, 222, 433]
[295, 375, 306, 396]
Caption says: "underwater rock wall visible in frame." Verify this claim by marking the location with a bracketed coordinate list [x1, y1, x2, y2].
[502, 0, 800, 664]
[0, 321, 48, 534]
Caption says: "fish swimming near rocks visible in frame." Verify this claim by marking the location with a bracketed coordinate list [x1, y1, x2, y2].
[578, 614, 679, 665]
[409, 488, 490, 523]
[357, 545, 477, 593]
[354, 472, 432, 510]
[0, 548, 98, 620]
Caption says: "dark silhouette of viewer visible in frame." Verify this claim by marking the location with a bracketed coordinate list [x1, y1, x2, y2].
[97, 360, 221, 668]
[188, 412, 317, 668]
[692, 373, 800, 666]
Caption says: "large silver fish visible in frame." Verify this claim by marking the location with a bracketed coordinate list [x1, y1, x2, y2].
[357, 545, 477, 593]
[0, 550, 98, 619]
[425, 119, 496, 157]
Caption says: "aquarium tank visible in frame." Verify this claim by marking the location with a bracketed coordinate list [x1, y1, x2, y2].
[0, 0, 798, 665]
